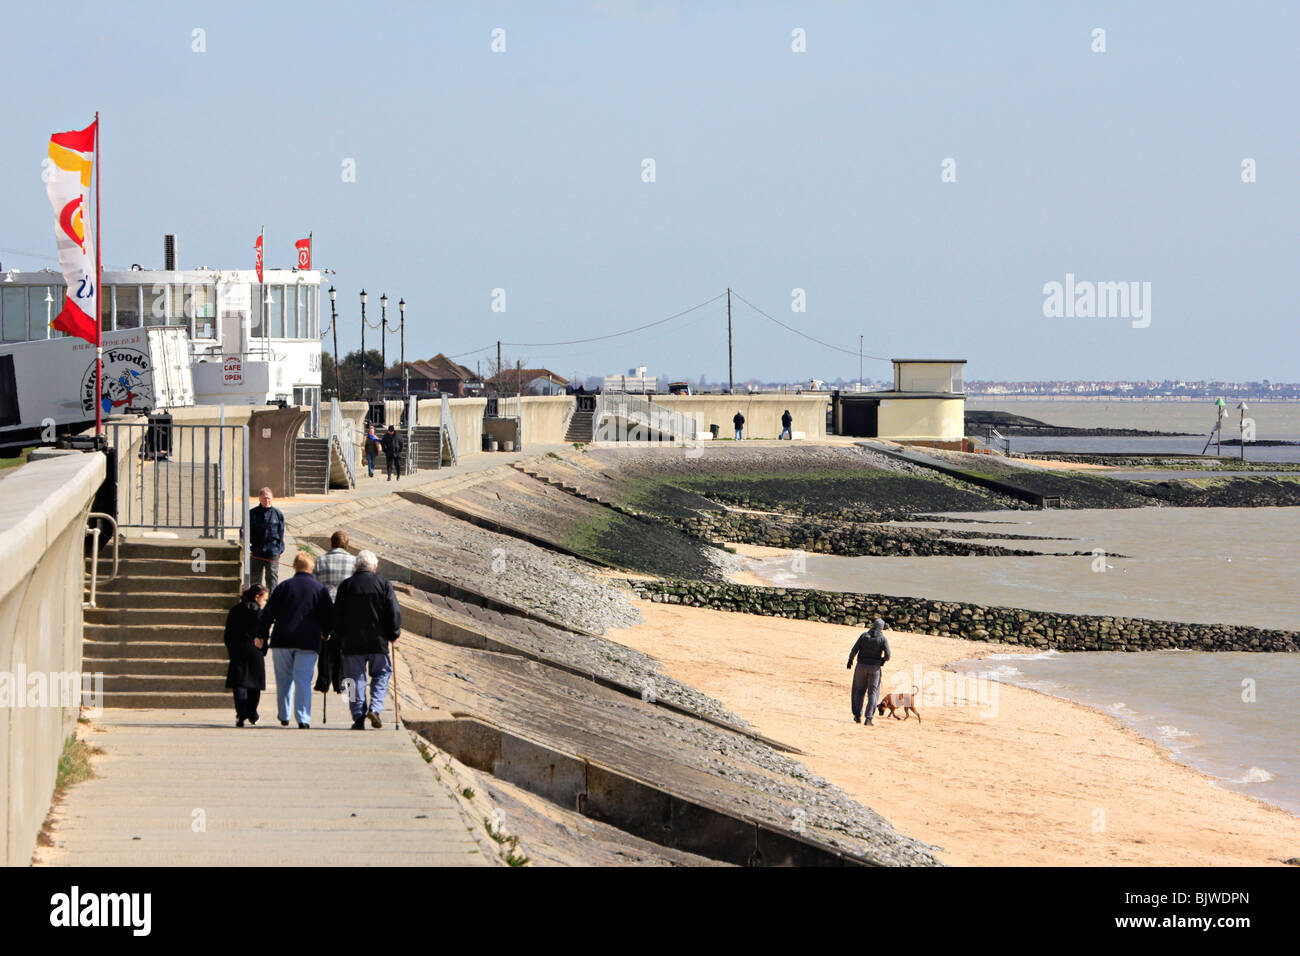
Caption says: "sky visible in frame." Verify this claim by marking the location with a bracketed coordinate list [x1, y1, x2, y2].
[2, 1, 1296, 384]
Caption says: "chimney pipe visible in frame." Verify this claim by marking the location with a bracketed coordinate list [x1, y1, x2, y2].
[164, 234, 177, 271]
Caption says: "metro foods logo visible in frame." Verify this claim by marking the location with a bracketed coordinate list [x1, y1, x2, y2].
[81, 347, 152, 415]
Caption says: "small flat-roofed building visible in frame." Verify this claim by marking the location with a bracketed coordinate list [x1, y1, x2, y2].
[832, 359, 966, 446]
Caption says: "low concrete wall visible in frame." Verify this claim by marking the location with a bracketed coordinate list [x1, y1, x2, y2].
[419, 398, 488, 457]
[0, 451, 106, 866]
[654, 394, 828, 439]
[519, 395, 573, 446]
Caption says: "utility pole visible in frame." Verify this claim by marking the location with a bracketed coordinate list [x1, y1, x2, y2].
[859, 335, 863, 389]
[497, 341, 502, 392]
[727, 287, 733, 394]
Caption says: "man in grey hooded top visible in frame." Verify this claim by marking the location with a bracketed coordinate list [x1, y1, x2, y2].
[847, 618, 891, 725]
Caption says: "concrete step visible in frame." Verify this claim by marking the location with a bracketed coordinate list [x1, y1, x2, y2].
[117, 541, 242, 560]
[91, 590, 234, 610]
[102, 674, 229, 693]
[85, 608, 229, 628]
[93, 574, 237, 595]
[85, 639, 227, 660]
[92, 657, 229, 677]
[112, 557, 242, 579]
[100, 691, 232, 709]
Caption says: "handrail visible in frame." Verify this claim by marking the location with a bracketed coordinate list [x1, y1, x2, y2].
[594, 393, 697, 444]
[328, 398, 357, 488]
[83, 512, 119, 609]
[440, 394, 459, 465]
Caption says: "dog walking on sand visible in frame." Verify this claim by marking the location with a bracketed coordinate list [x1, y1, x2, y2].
[847, 617, 891, 725]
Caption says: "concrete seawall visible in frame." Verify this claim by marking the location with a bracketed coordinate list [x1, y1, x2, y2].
[0, 451, 105, 865]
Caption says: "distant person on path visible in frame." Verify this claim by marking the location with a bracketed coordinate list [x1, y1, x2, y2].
[363, 425, 382, 478]
[249, 487, 285, 591]
[260, 551, 333, 728]
[381, 425, 405, 481]
[780, 409, 793, 440]
[847, 617, 891, 725]
[733, 411, 745, 440]
[224, 585, 269, 728]
[332, 549, 402, 730]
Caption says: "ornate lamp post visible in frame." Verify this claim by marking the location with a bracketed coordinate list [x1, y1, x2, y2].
[359, 289, 368, 399]
[380, 293, 388, 399]
[399, 298, 407, 397]
[328, 285, 340, 398]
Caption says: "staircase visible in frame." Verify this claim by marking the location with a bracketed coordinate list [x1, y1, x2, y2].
[84, 539, 243, 709]
[564, 408, 594, 443]
[412, 426, 446, 469]
[295, 437, 330, 495]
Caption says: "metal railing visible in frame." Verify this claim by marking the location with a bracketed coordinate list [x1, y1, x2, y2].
[440, 394, 459, 465]
[328, 398, 357, 488]
[83, 512, 119, 609]
[594, 393, 698, 444]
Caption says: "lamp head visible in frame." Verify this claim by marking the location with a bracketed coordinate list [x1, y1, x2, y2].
[328, 285, 336, 302]
[360, 289, 367, 305]
[398, 298, 405, 313]
[380, 293, 388, 309]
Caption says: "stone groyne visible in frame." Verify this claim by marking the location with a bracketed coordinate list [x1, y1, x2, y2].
[625, 580, 1299, 653]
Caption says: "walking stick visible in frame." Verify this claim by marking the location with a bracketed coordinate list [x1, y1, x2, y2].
[390, 643, 401, 731]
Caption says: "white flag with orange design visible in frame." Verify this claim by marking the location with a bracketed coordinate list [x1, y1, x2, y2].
[44, 120, 98, 343]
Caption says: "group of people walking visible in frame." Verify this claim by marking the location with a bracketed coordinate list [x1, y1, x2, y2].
[223, 530, 403, 731]
[363, 424, 407, 481]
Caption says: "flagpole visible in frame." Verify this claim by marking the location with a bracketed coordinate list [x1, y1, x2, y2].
[94, 110, 102, 439]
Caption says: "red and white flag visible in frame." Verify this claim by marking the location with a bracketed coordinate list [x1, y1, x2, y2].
[254, 231, 264, 283]
[295, 236, 312, 269]
[45, 120, 98, 343]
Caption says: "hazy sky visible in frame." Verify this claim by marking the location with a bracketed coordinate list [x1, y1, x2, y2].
[2, 2, 1296, 383]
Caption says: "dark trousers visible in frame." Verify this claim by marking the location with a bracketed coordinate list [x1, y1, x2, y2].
[385, 454, 402, 479]
[851, 665, 882, 720]
[233, 687, 261, 721]
[251, 556, 279, 592]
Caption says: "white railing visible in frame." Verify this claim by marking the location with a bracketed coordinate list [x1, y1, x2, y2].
[440, 394, 459, 465]
[328, 398, 357, 488]
[594, 393, 698, 444]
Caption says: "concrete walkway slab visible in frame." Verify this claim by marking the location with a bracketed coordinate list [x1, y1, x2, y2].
[36, 696, 491, 867]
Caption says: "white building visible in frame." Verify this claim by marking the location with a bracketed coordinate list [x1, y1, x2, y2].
[1, 263, 323, 435]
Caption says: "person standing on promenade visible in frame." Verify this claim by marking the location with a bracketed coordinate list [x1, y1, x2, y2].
[733, 410, 745, 440]
[224, 585, 268, 728]
[847, 617, 891, 725]
[332, 549, 402, 730]
[312, 531, 356, 702]
[780, 409, 793, 440]
[261, 551, 333, 728]
[249, 487, 285, 591]
[381, 425, 405, 481]
[363, 425, 382, 478]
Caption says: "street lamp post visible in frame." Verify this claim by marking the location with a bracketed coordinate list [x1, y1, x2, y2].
[359, 289, 368, 400]
[380, 293, 388, 400]
[328, 286, 340, 399]
[399, 298, 406, 398]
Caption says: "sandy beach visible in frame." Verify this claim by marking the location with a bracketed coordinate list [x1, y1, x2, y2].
[607, 601, 1300, 866]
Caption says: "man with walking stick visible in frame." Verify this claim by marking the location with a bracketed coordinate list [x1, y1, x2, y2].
[331, 550, 402, 730]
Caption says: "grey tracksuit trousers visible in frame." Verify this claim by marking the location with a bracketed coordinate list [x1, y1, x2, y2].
[851, 664, 882, 721]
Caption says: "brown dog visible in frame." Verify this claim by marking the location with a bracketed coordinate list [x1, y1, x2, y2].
[877, 685, 921, 722]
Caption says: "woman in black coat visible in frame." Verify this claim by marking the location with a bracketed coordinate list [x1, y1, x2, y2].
[225, 585, 269, 727]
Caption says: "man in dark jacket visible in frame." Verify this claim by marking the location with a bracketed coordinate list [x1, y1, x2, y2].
[733, 411, 745, 440]
[847, 617, 891, 725]
[333, 549, 402, 729]
[780, 409, 793, 440]
[380, 426, 405, 482]
[260, 551, 333, 728]
[249, 487, 285, 591]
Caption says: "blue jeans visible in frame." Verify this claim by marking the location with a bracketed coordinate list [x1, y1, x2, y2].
[734, 429, 743, 440]
[780, 427, 792, 440]
[343, 652, 393, 718]
[365, 451, 376, 477]
[272, 647, 318, 725]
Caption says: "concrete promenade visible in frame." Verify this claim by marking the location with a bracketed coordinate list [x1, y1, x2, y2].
[37, 691, 490, 866]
